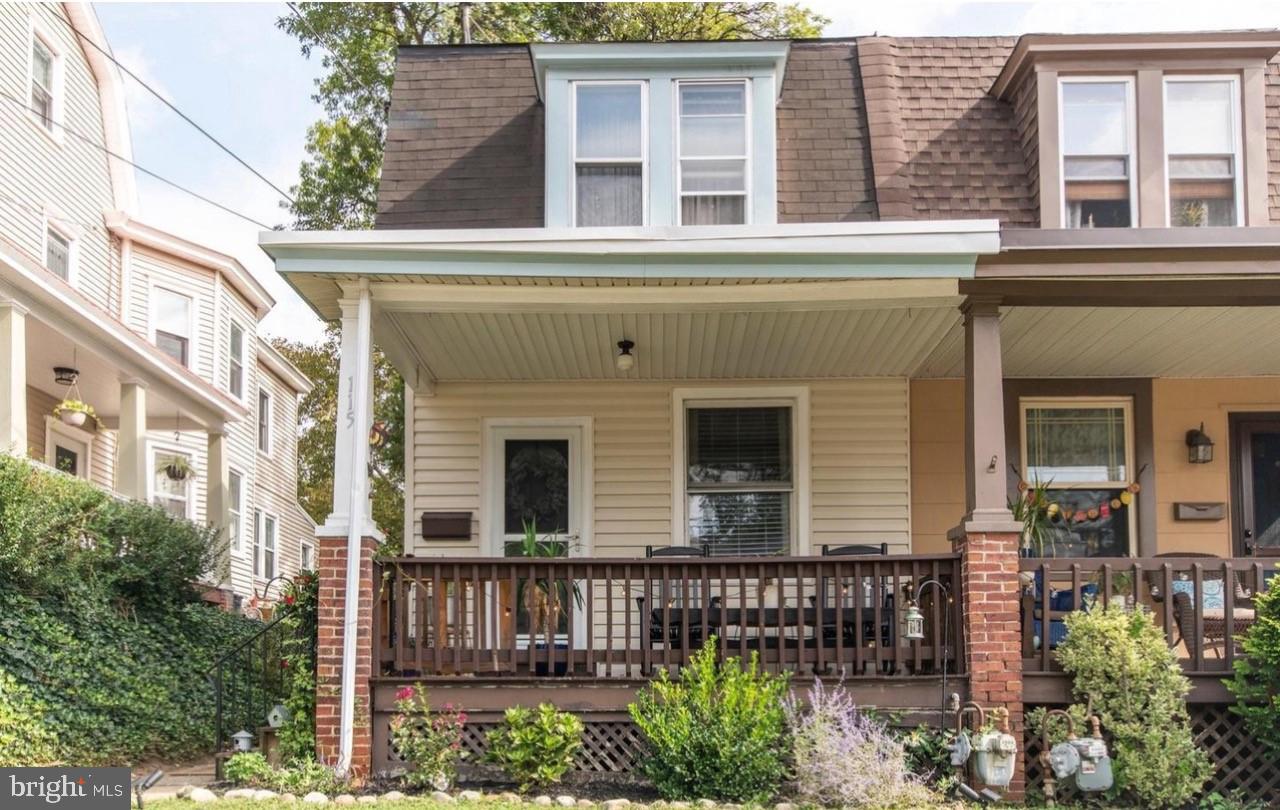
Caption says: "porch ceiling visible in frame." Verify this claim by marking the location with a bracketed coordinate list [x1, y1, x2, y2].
[917, 306, 1280, 378]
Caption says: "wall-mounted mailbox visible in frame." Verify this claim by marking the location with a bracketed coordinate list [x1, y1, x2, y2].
[421, 511, 472, 540]
[1174, 502, 1225, 522]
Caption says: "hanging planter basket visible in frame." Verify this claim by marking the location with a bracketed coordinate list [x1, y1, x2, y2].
[52, 398, 98, 430]
[159, 456, 197, 482]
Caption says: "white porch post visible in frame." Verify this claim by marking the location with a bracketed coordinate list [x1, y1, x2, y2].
[321, 292, 376, 537]
[206, 430, 231, 581]
[117, 380, 148, 500]
[0, 300, 27, 456]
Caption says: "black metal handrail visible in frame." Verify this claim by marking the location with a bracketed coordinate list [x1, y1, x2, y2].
[209, 612, 293, 759]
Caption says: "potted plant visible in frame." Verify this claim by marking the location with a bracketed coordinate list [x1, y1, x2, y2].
[52, 398, 98, 429]
[1011, 476, 1056, 558]
[158, 455, 197, 482]
[512, 520, 582, 675]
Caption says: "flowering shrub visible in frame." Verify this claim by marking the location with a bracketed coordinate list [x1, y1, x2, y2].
[630, 639, 789, 802]
[277, 572, 318, 762]
[784, 680, 939, 808]
[485, 703, 582, 792]
[389, 684, 467, 790]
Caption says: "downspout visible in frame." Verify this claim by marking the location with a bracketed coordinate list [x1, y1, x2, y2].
[337, 278, 372, 778]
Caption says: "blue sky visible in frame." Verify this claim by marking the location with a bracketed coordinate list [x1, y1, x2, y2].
[95, 1, 1280, 344]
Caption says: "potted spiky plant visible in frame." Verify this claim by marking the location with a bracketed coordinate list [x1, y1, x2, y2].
[158, 455, 197, 482]
[1011, 477, 1056, 558]
[512, 520, 582, 675]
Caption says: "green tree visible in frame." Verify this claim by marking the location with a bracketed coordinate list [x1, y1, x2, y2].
[278, 1, 827, 229]
[273, 330, 405, 553]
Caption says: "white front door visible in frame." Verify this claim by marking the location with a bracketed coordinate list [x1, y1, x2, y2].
[484, 419, 592, 651]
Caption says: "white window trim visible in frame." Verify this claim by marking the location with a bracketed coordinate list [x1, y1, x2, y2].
[571, 79, 649, 227]
[675, 78, 753, 226]
[27, 18, 64, 143]
[228, 467, 245, 555]
[147, 444, 195, 520]
[257, 387, 273, 456]
[228, 320, 246, 401]
[255, 510, 278, 580]
[1162, 73, 1244, 228]
[671, 385, 810, 554]
[41, 213, 78, 286]
[300, 540, 315, 572]
[1058, 75, 1137, 229]
[1018, 396, 1137, 555]
[149, 284, 197, 370]
[43, 415, 94, 479]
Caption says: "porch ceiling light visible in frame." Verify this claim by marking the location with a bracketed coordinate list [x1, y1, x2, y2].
[53, 366, 79, 386]
[615, 339, 636, 372]
[1185, 422, 1214, 464]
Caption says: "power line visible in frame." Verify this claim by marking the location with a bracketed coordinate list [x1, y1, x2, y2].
[54, 10, 296, 204]
[284, 2, 369, 97]
[0, 91, 277, 230]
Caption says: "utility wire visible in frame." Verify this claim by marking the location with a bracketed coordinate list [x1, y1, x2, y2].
[0, 91, 277, 230]
[54, 10, 296, 204]
[284, 2, 374, 101]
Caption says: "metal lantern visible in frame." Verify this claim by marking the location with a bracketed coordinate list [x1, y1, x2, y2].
[1186, 422, 1214, 464]
[231, 730, 254, 752]
[904, 600, 925, 641]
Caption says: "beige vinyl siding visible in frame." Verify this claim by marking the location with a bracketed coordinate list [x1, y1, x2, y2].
[26, 386, 116, 490]
[408, 379, 912, 557]
[909, 379, 966, 554]
[0, 4, 116, 307]
[251, 360, 309, 586]
[220, 287, 261, 595]
[129, 246, 216, 380]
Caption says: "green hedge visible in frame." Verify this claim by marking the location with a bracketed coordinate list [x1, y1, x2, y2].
[0, 453, 260, 764]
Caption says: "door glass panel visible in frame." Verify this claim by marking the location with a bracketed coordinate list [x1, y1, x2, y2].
[502, 439, 570, 536]
[1249, 430, 1280, 549]
[53, 445, 78, 475]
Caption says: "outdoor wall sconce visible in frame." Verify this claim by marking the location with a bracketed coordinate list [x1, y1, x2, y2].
[615, 339, 636, 372]
[1186, 422, 1214, 464]
[53, 366, 79, 385]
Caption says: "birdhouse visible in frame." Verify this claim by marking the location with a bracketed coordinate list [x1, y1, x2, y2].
[268, 704, 290, 729]
[232, 730, 254, 752]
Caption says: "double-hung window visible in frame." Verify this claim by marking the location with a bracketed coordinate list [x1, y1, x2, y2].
[574, 81, 645, 227]
[31, 36, 55, 132]
[253, 509, 276, 578]
[257, 389, 272, 454]
[153, 450, 193, 519]
[686, 405, 792, 555]
[45, 226, 70, 280]
[228, 469, 243, 553]
[678, 81, 749, 225]
[1060, 78, 1134, 228]
[1165, 77, 1241, 227]
[1020, 398, 1135, 557]
[153, 288, 192, 367]
[228, 322, 245, 399]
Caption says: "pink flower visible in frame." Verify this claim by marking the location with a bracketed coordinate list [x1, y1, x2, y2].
[396, 686, 416, 701]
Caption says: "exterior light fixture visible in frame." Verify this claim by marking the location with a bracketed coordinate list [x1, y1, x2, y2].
[1185, 422, 1214, 464]
[53, 366, 79, 385]
[904, 600, 925, 641]
[615, 339, 635, 372]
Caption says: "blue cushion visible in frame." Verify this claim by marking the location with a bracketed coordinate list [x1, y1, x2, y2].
[1170, 579, 1225, 610]
[1033, 619, 1069, 650]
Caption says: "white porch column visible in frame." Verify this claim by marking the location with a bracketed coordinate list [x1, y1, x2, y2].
[206, 430, 230, 581]
[117, 380, 148, 500]
[0, 300, 27, 456]
[961, 297, 1015, 524]
[321, 289, 376, 537]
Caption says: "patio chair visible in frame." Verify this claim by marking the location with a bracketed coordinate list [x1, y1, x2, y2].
[1169, 575, 1256, 661]
[1021, 570, 1098, 654]
[814, 542, 893, 668]
[821, 543, 889, 556]
[637, 544, 719, 654]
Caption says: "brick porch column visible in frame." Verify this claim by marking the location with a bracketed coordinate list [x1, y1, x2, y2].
[316, 532, 379, 778]
[951, 296, 1026, 798]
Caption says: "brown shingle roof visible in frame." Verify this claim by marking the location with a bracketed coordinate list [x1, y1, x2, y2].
[376, 46, 544, 230]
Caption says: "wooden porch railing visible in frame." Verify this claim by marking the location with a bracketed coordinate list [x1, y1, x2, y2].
[373, 554, 964, 679]
[1020, 556, 1277, 675]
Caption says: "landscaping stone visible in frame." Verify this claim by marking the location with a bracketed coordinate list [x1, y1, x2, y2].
[555, 796, 576, 807]
[253, 790, 279, 801]
[302, 792, 330, 804]
[176, 785, 195, 799]
[774, 803, 795, 810]
[280, 795, 297, 804]
[382, 792, 406, 802]
[189, 788, 218, 803]
[432, 791, 456, 803]
[225, 789, 257, 800]
[533, 796, 553, 806]
[697, 801, 716, 809]
[334, 796, 357, 806]
[460, 790, 483, 802]
[577, 800, 593, 807]
[668, 802, 690, 809]
[497, 792, 521, 803]
[604, 800, 631, 810]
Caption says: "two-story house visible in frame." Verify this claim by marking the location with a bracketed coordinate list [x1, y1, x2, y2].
[262, 33, 1280, 792]
[0, 2, 314, 607]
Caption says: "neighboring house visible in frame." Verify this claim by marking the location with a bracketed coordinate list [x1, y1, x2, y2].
[0, 2, 313, 607]
[262, 33, 1280, 791]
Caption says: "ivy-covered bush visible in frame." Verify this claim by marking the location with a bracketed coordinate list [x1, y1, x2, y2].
[784, 680, 939, 808]
[629, 639, 790, 803]
[486, 703, 582, 792]
[390, 684, 467, 790]
[277, 573, 318, 762]
[0, 454, 256, 765]
[1054, 605, 1211, 808]
[1227, 572, 1280, 755]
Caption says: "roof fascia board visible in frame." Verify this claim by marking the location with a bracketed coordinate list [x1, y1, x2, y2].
[256, 337, 314, 395]
[529, 40, 790, 99]
[106, 212, 275, 317]
[992, 31, 1280, 98]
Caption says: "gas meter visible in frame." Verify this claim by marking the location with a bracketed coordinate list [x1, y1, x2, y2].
[947, 728, 972, 767]
[1038, 710, 1114, 805]
[972, 710, 1018, 790]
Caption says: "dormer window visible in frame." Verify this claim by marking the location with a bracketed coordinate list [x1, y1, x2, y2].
[574, 81, 646, 227]
[677, 81, 749, 225]
[1165, 77, 1241, 227]
[1061, 78, 1135, 228]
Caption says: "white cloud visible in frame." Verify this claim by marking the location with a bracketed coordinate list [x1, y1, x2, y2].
[112, 45, 174, 137]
